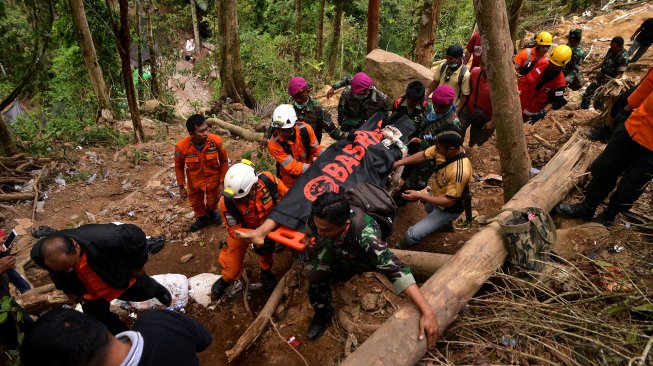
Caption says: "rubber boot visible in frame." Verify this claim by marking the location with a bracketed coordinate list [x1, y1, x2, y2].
[211, 277, 232, 301]
[307, 305, 333, 341]
[594, 206, 619, 227]
[190, 215, 211, 232]
[555, 202, 595, 220]
[208, 210, 222, 225]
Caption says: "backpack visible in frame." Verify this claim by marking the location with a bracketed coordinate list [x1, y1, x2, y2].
[275, 123, 312, 178]
[439, 63, 468, 100]
[224, 173, 280, 225]
[345, 183, 397, 240]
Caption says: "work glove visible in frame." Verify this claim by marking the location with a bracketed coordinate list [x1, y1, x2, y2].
[529, 109, 547, 124]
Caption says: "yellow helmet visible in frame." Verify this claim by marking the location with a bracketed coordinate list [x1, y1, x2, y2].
[549, 45, 573, 67]
[535, 32, 553, 46]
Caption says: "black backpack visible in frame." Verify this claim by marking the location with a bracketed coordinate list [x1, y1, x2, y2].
[224, 174, 280, 225]
[345, 183, 397, 240]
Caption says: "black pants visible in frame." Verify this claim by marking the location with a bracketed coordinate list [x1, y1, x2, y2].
[584, 124, 653, 212]
[82, 274, 166, 335]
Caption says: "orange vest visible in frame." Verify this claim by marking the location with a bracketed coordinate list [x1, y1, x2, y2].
[75, 253, 136, 301]
[267, 123, 322, 188]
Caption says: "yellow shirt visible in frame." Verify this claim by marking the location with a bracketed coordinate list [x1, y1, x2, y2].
[432, 63, 471, 106]
[424, 147, 472, 202]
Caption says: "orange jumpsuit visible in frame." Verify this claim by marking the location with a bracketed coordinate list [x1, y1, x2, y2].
[267, 122, 323, 189]
[514, 47, 548, 72]
[174, 134, 229, 217]
[626, 67, 653, 151]
[218, 172, 288, 281]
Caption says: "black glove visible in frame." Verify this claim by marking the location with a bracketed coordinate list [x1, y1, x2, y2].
[529, 109, 547, 124]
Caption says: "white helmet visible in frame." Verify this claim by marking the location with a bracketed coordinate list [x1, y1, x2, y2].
[271, 104, 297, 129]
[223, 161, 257, 199]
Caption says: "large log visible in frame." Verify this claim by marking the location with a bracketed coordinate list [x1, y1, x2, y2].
[393, 249, 451, 281]
[0, 192, 40, 202]
[341, 131, 594, 366]
[206, 117, 262, 142]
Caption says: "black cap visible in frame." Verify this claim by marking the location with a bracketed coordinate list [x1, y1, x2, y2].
[611, 36, 624, 46]
[446, 44, 464, 58]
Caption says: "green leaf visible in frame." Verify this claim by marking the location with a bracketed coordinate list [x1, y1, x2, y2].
[0, 312, 8, 324]
[625, 326, 638, 345]
[606, 304, 626, 315]
[594, 260, 614, 268]
[632, 303, 653, 312]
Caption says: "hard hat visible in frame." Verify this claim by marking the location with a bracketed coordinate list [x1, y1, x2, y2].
[271, 104, 297, 129]
[535, 32, 553, 46]
[549, 45, 573, 67]
[224, 161, 257, 199]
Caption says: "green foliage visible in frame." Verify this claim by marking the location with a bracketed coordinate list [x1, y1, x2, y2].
[241, 149, 275, 172]
[0, 296, 25, 365]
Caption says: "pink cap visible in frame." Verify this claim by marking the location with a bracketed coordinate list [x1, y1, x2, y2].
[431, 85, 455, 105]
[288, 77, 308, 97]
[351, 72, 374, 95]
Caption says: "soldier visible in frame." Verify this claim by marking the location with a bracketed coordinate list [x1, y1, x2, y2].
[175, 114, 229, 232]
[326, 72, 389, 132]
[393, 85, 461, 207]
[211, 161, 288, 300]
[260, 77, 343, 148]
[305, 191, 439, 347]
[392, 81, 428, 129]
[581, 36, 629, 110]
[563, 29, 587, 91]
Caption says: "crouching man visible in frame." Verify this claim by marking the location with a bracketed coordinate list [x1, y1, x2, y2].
[305, 192, 439, 347]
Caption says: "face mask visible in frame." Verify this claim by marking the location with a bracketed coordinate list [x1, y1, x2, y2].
[352, 92, 368, 100]
[293, 100, 308, 109]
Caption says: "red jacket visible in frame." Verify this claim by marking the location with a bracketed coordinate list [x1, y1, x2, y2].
[518, 58, 566, 114]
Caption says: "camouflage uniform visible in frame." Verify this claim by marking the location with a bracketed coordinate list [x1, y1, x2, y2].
[563, 44, 586, 91]
[308, 214, 415, 310]
[581, 48, 629, 109]
[395, 105, 461, 205]
[333, 77, 389, 132]
[265, 97, 343, 143]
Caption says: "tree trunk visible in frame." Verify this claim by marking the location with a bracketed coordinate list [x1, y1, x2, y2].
[217, 0, 255, 108]
[367, 0, 380, 53]
[0, 116, 18, 156]
[135, 0, 144, 100]
[414, 0, 443, 67]
[206, 118, 262, 141]
[340, 132, 594, 366]
[393, 249, 451, 281]
[315, 0, 325, 60]
[108, 0, 145, 143]
[144, 0, 160, 98]
[476, 0, 529, 201]
[190, 0, 201, 54]
[294, 0, 302, 66]
[327, 0, 344, 81]
[68, 0, 112, 111]
[507, 0, 525, 46]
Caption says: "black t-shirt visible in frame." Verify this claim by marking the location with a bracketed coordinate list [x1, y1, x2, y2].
[636, 18, 653, 46]
[133, 310, 213, 366]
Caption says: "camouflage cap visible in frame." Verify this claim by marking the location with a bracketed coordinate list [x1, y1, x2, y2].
[567, 28, 582, 40]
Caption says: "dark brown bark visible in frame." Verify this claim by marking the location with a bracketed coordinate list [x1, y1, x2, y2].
[414, 0, 443, 67]
[0, 116, 18, 156]
[476, 0, 529, 201]
[367, 0, 380, 53]
[190, 0, 201, 54]
[107, 0, 145, 143]
[508, 0, 524, 46]
[217, 0, 255, 108]
[294, 0, 302, 66]
[315, 0, 325, 60]
[69, 0, 112, 110]
[135, 0, 144, 100]
[144, 0, 160, 98]
[327, 0, 344, 81]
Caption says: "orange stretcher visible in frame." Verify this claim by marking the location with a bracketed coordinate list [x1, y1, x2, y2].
[236, 226, 307, 251]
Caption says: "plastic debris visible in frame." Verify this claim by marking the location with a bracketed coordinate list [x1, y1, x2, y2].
[54, 175, 66, 186]
[501, 335, 517, 347]
[86, 174, 97, 183]
[608, 245, 625, 253]
[624, 223, 631, 229]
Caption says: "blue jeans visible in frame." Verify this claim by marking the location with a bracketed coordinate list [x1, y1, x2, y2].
[628, 39, 651, 63]
[404, 203, 459, 248]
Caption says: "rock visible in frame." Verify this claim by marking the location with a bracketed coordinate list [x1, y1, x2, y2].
[85, 212, 97, 223]
[180, 254, 193, 263]
[361, 293, 378, 311]
[365, 49, 433, 101]
[69, 214, 80, 221]
[144, 99, 162, 114]
[231, 103, 245, 111]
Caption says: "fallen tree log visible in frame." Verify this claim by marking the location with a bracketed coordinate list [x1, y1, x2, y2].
[0, 192, 41, 202]
[393, 249, 451, 281]
[206, 117, 262, 142]
[226, 265, 293, 362]
[340, 131, 594, 366]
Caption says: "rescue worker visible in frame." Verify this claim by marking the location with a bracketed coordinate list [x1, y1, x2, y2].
[393, 127, 472, 248]
[394, 85, 461, 207]
[210, 161, 288, 300]
[30, 223, 172, 335]
[305, 191, 439, 347]
[267, 104, 322, 189]
[563, 29, 587, 91]
[426, 44, 471, 108]
[459, 61, 495, 147]
[514, 31, 553, 76]
[260, 77, 343, 148]
[581, 36, 629, 110]
[392, 80, 428, 129]
[326, 72, 389, 132]
[518, 45, 572, 124]
[464, 31, 482, 69]
[557, 67, 653, 226]
[175, 114, 229, 232]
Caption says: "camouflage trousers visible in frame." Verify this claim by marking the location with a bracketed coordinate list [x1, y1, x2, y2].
[581, 74, 607, 109]
[307, 245, 358, 310]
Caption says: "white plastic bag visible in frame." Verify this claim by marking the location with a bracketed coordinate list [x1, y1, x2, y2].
[188, 273, 220, 308]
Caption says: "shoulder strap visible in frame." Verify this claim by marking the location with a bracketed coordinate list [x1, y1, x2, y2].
[436, 152, 467, 171]
[526, 48, 532, 64]
[298, 123, 311, 159]
[224, 198, 243, 224]
[258, 173, 279, 205]
[457, 65, 468, 99]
